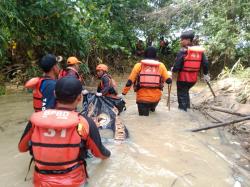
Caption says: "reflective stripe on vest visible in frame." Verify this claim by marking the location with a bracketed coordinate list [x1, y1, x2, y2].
[136, 60, 163, 90]
[178, 46, 205, 83]
[35, 163, 82, 175]
[30, 109, 89, 174]
[33, 77, 50, 112]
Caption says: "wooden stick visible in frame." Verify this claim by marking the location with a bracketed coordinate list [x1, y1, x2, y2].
[194, 105, 249, 117]
[203, 111, 229, 144]
[240, 153, 250, 162]
[210, 106, 248, 117]
[167, 84, 172, 111]
[190, 116, 250, 132]
[205, 111, 223, 122]
[206, 81, 216, 98]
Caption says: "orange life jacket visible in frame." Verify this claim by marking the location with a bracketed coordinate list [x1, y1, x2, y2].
[29, 109, 89, 175]
[25, 77, 50, 112]
[99, 74, 118, 97]
[135, 60, 163, 90]
[178, 46, 205, 83]
[58, 67, 82, 82]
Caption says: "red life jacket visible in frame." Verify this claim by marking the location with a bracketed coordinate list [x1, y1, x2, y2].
[30, 109, 89, 175]
[178, 46, 205, 83]
[25, 77, 50, 112]
[99, 74, 118, 97]
[135, 60, 163, 90]
[59, 67, 82, 82]
[58, 69, 67, 78]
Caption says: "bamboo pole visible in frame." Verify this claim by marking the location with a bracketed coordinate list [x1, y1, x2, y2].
[167, 84, 172, 111]
[190, 116, 250, 132]
[210, 106, 248, 117]
[205, 81, 216, 98]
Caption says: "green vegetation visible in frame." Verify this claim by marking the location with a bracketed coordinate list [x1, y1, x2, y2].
[0, 74, 5, 95]
[0, 0, 249, 94]
[146, 0, 250, 76]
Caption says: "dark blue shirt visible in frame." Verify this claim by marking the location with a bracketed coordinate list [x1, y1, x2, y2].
[40, 79, 57, 110]
[97, 73, 117, 96]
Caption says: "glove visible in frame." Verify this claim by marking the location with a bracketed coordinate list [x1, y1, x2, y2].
[82, 89, 89, 95]
[96, 92, 102, 97]
[118, 94, 126, 100]
[203, 74, 210, 82]
[166, 78, 172, 85]
[167, 71, 172, 78]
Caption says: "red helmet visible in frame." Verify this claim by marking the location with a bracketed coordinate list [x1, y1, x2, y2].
[96, 64, 108, 72]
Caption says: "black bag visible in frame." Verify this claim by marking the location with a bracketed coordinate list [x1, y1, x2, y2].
[105, 96, 126, 115]
[81, 93, 128, 139]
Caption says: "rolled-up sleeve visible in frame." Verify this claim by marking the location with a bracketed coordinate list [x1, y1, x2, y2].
[84, 116, 111, 159]
[18, 122, 34, 152]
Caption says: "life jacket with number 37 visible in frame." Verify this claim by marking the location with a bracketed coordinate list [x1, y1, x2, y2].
[135, 59, 163, 90]
[178, 46, 205, 83]
[29, 109, 89, 175]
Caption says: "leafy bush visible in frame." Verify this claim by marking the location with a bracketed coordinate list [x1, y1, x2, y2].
[0, 74, 5, 95]
[0, 0, 249, 88]
[0, 85, 5, 96]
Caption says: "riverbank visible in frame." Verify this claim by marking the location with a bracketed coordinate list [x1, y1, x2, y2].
[191, 76, 250, 185]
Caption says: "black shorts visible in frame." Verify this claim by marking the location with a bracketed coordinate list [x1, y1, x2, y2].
[136, 102, 159, 116]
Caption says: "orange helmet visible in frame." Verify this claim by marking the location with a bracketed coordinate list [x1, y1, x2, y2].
[67, 56, 81, 65]
[96, 64, 108, 72]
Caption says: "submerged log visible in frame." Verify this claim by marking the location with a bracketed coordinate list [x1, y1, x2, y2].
[204, 111, 229, 144]
[190, 116, 250, 132]
[205, 111, 223, 123]
[210, 106, 248, 117]
[193, 105, 249, 117]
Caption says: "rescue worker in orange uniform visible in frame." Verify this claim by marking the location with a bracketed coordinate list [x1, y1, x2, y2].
[172, 30, 210, 111]
[121, 46, 172, 116]
[19, 77, 111, 187]
[25, 54, 61, 112]
[95, 64, 118, 97]
[59, 56, 83, 82]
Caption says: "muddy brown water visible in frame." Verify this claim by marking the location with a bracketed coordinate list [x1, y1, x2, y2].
[0, 78, 248, 187]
